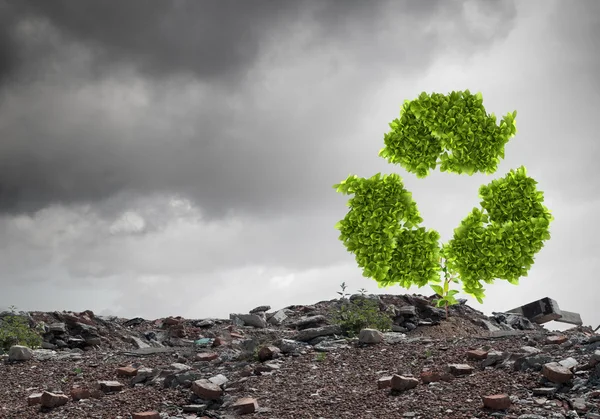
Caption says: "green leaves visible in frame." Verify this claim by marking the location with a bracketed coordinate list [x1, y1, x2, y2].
[379, 90, 517, 177]
[443, 166, 553, 298]
[334, 173, 441, 288]
[334, 90, 552, 306]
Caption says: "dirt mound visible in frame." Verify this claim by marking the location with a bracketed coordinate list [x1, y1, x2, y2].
[1, 294, 598, 418]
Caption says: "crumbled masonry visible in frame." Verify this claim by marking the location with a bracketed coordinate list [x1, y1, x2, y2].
[1, 294, 599, 418]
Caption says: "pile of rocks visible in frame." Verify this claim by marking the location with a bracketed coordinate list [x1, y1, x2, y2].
[1, 293, 598, 418]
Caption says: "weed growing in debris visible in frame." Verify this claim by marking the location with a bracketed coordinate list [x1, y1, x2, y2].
[0, 305, 42, 352]
[331, 296, 392, 337]
[315, 352, 327, 362]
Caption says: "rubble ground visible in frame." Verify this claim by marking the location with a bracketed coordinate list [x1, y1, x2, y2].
[1, 293, 599, 419]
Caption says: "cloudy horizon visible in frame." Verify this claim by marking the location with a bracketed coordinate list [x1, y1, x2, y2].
[0, 0, 598, 330]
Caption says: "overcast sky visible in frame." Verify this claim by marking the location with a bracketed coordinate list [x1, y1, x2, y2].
[1, 0, 598, 329]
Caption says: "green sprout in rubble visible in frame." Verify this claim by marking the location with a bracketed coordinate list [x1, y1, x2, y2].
[334, 90, 553, 318]
[430, 258, 460, 318]
[337, 282, 350, 299]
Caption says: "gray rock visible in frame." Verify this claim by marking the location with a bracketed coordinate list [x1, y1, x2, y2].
[392, 325, 408, 333]
[559, 357, 578, 370]
[131, 367, 157, 385]
[195, 319, 215, 328]
[54, 339, 67, 348]
[514, 354, 552, 372]
[267, 310, 288, 326]
[41, 341, 57, 350]
[482, 350, 506, 367]
[293, 325, 341, 342]
[8, 345, 33, 361]
[590, 350, 600, 365]
[480, 319, 502, 332]
[314, 339, 350, 352]
[531, 387, 557, 396]
[519, 346, 542, 356]
[229, 313, 267, 328]
[239, 338, 259, 355]
[358, 328, 384, 344]
[130, 336, 151, 349]
[404, 322, 416, 331]
[396, 306, 416, 316]
[48, 323, 66, 333]
[349, 293, 380, 303]
[208, 374, 228, 387]
[382, 332, 407, 344]
[182, 405, 208, 413]
[84, 337, 102, 346]
[274, 338, 307, 354]
[249, 305, 271, 314]
[290, 315, 327, 329]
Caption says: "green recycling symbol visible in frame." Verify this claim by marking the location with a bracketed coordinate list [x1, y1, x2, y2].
[334, 90, 553, 306]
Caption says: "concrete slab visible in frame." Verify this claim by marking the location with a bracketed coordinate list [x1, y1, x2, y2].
[507, 297, 582, 326]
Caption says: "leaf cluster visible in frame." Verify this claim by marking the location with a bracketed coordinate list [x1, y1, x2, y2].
[379, 90, 517, 177]
[334, 173, 441, 288]
[442, 166, 553, 301]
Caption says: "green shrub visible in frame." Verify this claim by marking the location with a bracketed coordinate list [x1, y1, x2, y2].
[0, 306, 43, 352]
[331, 297, 392, 337]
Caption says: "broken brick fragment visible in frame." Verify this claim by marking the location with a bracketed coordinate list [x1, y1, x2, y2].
[232, 397, 258, 414]
[482, 394, 511, 410]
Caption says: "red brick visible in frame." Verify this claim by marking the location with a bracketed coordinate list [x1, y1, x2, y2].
[163, 317, 180, 325]
[390, 374, 418, 391]
[543, 362, 573, 383]
[116, 366, 138, 376]
[191, 379, 223, 400]
[483, 394, 511, 410]
[27, 393, 42, 406]
[232, 397, 258, 415]
[258, 346, 281, 362]
[132, 412, 160, 419]
[70, 387, 91, 401]
[466, 349, 488, 360]
[195, 352, 219, 362]
[40, 391, 69, 408]
[420, 371, 442, 384]
[377, 376, 392, 389]
[546, 335, 568, 345]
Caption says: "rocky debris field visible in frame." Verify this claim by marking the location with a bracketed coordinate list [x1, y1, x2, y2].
[1, 293, 599, 419]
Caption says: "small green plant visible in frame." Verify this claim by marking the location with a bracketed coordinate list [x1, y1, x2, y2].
[337, 282, 350, 299]
[430, 258, 460, 318]
[331, 296, 392, 337]
[357, 288, 368, 296]
[0, 306, 43, 351]
[315, 352, 327, 362]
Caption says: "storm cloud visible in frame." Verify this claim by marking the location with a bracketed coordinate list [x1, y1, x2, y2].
[0, 0, 518, 217]
[0, 0, 598, 326]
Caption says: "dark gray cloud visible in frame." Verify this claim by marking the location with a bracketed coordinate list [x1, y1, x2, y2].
[0, 0, 518, 218]
[0, 0, 598, 326]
